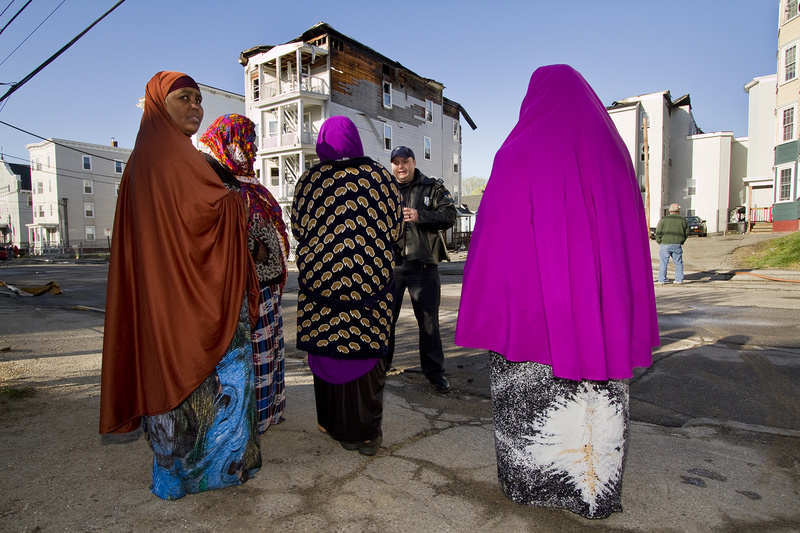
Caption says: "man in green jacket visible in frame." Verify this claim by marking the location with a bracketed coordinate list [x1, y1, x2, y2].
[655, 203, 689, 285]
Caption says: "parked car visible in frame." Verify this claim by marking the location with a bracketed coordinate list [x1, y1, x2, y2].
[686, 216, 707, 237]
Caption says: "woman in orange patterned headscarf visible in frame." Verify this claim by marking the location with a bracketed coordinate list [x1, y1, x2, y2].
[100, 71, 260, 500]
[200, 114, 290, 435]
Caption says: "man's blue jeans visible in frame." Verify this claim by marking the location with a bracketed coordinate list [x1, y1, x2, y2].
[658, 244, 684, 284]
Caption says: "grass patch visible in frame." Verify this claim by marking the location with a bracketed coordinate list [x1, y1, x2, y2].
[744, 232, 800, 269]
[0, 386, 36, 400]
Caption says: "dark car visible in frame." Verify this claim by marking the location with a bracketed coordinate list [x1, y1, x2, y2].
[686, 216, 707, 237]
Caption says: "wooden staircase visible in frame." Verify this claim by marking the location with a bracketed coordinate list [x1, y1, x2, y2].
[749, 222, 774, 233]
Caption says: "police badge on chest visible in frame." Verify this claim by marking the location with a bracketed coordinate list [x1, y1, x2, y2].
[424, 196, 430, 206]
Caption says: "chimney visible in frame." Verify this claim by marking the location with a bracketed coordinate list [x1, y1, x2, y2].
[111, 137, 118, 147]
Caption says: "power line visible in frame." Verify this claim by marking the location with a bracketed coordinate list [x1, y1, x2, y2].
[0, 0, 31, 37]
[3, 151, 127, 186]
[0, 119, 129, 164]
[0, 0, 66, 68]
[0, 0, 126, 103]
[0, 1, 16, 20]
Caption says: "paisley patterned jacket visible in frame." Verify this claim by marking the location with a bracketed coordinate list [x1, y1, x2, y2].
[291, 157, 403, 358]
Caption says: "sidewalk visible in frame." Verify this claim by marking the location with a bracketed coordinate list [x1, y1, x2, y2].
[2, 233, 799, 531]
[2, 265, 799, 532]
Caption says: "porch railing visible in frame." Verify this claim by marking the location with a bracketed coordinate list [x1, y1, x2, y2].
[261, 131, 318, 149]
[260, 77, 329, 100]
[749, 207, 771, 222]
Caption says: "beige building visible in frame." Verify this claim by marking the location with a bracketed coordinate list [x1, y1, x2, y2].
[773, 0, 800, 231]
[25, 139, 131, 255]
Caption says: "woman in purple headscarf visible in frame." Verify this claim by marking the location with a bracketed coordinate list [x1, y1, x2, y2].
[291, 116, 403, 456]
[455, 65, 659, 519]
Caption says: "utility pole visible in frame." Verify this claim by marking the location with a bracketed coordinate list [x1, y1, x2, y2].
[642, 114, 650, 232]
[60, 198, 69, 249]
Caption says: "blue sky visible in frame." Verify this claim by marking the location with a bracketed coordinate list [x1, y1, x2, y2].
[0, 1, 779, 180]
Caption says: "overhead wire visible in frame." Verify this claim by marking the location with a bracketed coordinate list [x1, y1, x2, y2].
[0, 0, 66, 68]
[0, 0, 127, 103]
[0, 119, 130, 164]
[0, 0, 31, 36]
[2, 151, 127, 186]
[0, 1, 16, 20]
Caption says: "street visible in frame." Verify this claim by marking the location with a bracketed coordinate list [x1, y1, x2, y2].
[1, 233, 799, 532]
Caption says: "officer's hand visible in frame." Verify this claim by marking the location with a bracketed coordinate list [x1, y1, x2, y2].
[403, 207, 419, 223]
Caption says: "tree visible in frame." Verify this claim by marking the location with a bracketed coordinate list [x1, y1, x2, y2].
[462, 176, 487, 195]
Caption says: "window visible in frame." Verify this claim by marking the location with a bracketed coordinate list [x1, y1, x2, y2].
[783, 43, 797, 83]
[83, 180, 93, 194]
[84, 202, 95, 218]
[424, 137, 431, 160]
[453, 120, 459, 141]
[115, 161, 124, 174]
[268, 120, 278, 137]
[425, 100, 433, 122]
[35, 158, 42, 171]
[85, 226, 96, 241]
[36, 181, 43, 194]
[48, 180, 52, 192]
[779, 167, 793, 202]
[27, 195, 32, 207]
[37, 205, 44, 217]
[82, 155, 92, 171]
[270, 167, 279, 187]
[453, 153, 459, 173]
[782, 106, 795, 142]
[384, 125, 392, 151]
[383, 81, 392, 109]
[252, 77, 260, 101]
[787, 0, 798, 22]
[687, 179, 697, 196]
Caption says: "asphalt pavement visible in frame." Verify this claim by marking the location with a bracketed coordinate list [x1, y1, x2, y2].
[0, 233, 798, 532]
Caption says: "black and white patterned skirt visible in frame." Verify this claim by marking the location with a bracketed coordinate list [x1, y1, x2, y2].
[489, 352, 629, 519]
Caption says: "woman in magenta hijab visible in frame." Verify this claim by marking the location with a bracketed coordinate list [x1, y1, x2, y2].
[455, 65, 659, 519]
[291, 116, 402, 456]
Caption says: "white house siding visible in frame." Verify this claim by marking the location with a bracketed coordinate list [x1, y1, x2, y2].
[0, 160, 32, 249]
[745, 75, 777, 182]
[193, 85, 246, 148]
[607, 104, 640, 171]
[137, 84, 245, 149]
[26, 139, 131, 254]
[730, 138, 749, 208]
[609, 92, 674, 226]
[675, 133, 734, 233]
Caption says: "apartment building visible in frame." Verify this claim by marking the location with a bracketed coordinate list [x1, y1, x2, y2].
[25, 139, 131, 254]
[608, 91, 748, 233]
[774, 0, 800, 231]
[238, 22, 476, 211]
[0, 158, 32, 249]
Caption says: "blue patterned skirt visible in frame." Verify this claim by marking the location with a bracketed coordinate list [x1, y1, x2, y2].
[490, 352, 628, 519]
[142, 298, 261, 500]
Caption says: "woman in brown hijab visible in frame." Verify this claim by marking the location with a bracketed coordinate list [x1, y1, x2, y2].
[99, 71, 261, 500]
